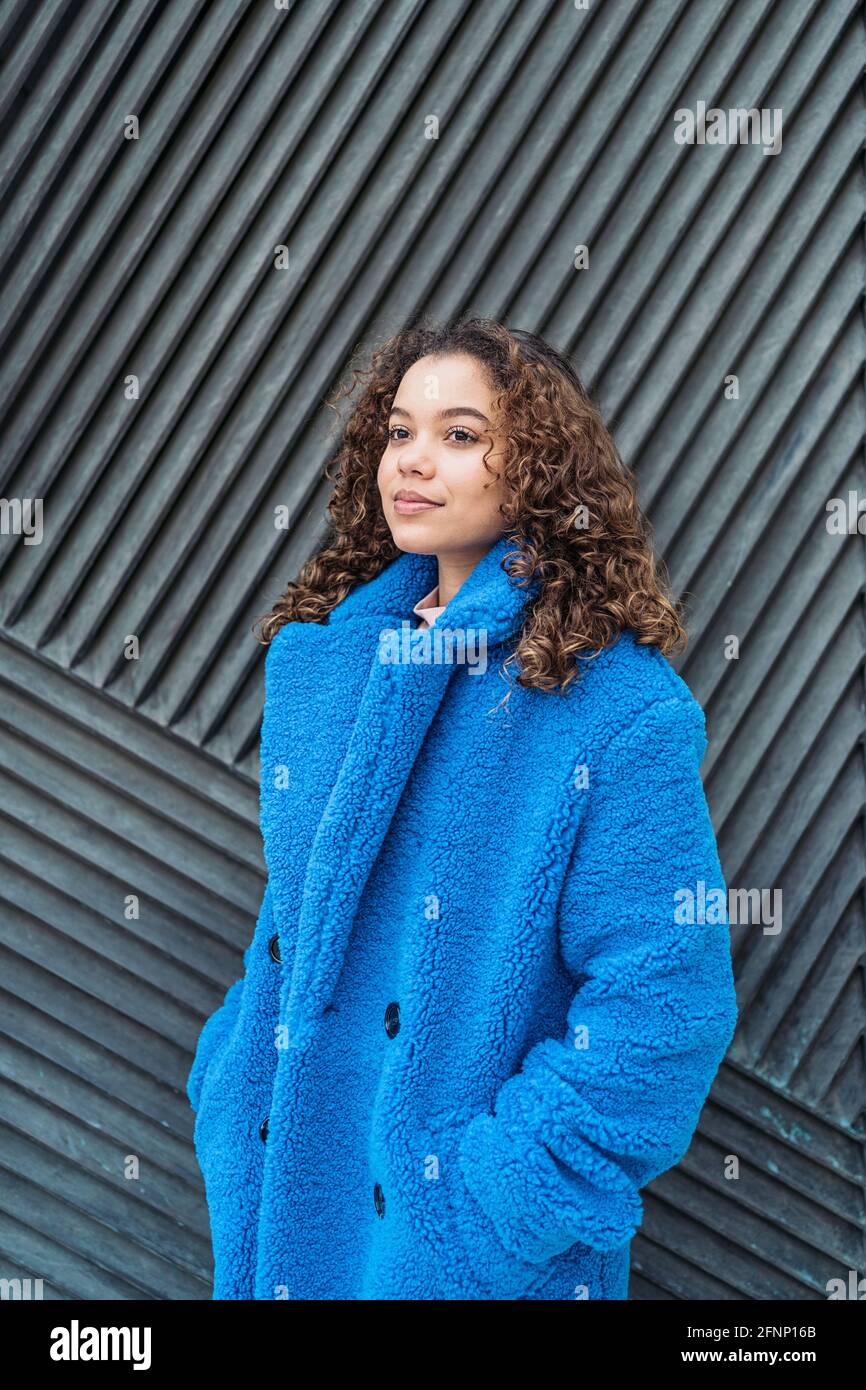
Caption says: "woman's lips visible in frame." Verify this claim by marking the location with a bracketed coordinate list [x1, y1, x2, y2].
[393, 498, 444, 514]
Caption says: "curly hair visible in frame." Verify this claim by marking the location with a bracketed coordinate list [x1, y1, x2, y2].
[254, 315, 686, 694]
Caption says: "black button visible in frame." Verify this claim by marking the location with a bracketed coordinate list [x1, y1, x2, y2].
[373, 1182, 385, 1217]
[259, 1116, 269, 1141]
[268, 933, 282, 963]
[383, 1001, 400, 1038]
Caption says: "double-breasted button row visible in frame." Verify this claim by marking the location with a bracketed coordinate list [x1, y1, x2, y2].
[259, 933, 284, 1138]
[372, 1004, 402, 1215]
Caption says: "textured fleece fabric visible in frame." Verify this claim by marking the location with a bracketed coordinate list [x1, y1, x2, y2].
[186, 534, 738, 1301]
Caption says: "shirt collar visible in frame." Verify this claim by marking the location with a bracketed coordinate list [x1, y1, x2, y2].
[412, 584, 444, 624]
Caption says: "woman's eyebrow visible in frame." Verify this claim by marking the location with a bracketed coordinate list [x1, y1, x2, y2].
[389, 405, 490, 424]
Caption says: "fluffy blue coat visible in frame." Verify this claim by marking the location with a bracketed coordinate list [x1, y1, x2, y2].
[186, 535, 738, 1300]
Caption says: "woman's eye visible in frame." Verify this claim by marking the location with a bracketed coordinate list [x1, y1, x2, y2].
[386, 424, 478, 443]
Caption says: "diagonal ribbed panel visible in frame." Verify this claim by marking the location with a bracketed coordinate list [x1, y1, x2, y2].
[0, 0, 864, 1299]
[0, 639, 262, 1296]
[634, 1063, 866, 1298]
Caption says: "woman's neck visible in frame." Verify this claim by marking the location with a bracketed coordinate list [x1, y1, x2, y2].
[434, 546, 493, 608]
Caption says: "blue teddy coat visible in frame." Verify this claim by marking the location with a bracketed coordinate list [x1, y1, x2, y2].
[186, 534, 738, 1300]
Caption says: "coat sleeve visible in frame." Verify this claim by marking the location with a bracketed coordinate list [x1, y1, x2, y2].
[186, 971, 247, 1113]
[455, 694, 739, 1265]
[185, 883, 271, 1111]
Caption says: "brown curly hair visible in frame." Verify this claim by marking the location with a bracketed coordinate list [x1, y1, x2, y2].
[254, 315, 686, 694]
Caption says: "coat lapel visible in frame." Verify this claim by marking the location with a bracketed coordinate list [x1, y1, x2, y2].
[271, 535, 538, 1033]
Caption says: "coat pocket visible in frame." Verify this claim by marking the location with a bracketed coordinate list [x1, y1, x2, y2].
[429, 1108, 550, 1301]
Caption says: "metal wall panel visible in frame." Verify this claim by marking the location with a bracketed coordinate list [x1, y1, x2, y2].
[0, 0, 863, 1299]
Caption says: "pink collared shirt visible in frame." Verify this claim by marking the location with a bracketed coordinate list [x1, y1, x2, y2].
[413, 584, 446, 631]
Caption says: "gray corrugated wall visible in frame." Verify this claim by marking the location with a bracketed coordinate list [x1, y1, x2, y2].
[0, 0, 863, 1299]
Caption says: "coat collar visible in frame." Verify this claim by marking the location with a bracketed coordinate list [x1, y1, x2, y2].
[271, 534, 540, 1036]
[327, 532, 539, 646]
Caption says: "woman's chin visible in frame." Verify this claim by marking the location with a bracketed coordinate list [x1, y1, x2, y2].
[387, 518, 444, 554]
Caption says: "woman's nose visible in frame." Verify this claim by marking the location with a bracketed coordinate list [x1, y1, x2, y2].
[398, 451, 434, 475]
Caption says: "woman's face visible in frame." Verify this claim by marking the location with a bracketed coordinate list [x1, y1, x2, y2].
[377, 353, 508, 560]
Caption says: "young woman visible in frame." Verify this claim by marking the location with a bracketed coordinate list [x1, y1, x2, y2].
[186, 317, 738, 1301]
